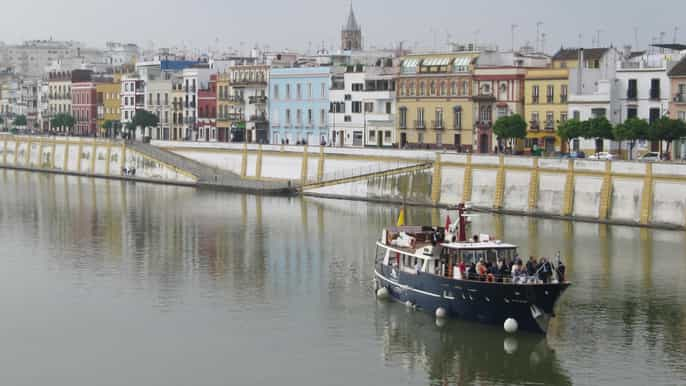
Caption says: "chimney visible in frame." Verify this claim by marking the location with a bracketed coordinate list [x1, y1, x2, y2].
[577, 48, 584, 94]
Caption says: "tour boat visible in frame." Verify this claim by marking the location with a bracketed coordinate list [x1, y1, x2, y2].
[374, 203, 571, 334]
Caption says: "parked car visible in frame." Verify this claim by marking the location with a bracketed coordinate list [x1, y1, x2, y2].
[588, 152, 614, 161]
[638, 152, 663, 162]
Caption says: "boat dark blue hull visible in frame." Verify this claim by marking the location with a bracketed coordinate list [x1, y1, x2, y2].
[375, 262, 570, 334]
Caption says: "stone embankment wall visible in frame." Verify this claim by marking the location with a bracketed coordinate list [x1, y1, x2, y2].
[0, 135, 197, 184]
[157, 141, 686, 229]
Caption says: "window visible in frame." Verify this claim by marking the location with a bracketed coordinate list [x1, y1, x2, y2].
[561, 85, 568, 103]
[296, 84, 302, 99]
[545, 112, 554, 129]
[591, 108, 606, 118]
[451, 81, 457, 96]
[286, 84, 291, 99]
[352, 83, 364, 91]
[320, 109, 326, 126]
[650, 79, 660, 100]
[649, 108, 660, 124]
[560, 112, 568, 122]
[369, 130, 376, 141]
[462, 80, 469, 96]
[321, 83, 326, 98]
[532, 85, 540, 104]
[479, 106, 492, 122]
[156, 93, 160, 105]
[409, 81, 415, 96]
[573, 110, 581, 120]
[386, 102, 392, 114]
[627, 108, 638, 119]
[417, 132, 424, 144]
[453, 106, 462, 129]
[364, 102, 374, 113]
[399, 107, 408, 129]
[417, 107, 425, 128]
[678, 111, 686, 121]
[440, 81, 447, 96]
[296, 109, 302, 125]
[285, 109, 291, 124]
[307, 83, 312, 98]
[496, 107, 508, 119]
[430, 80, 436, 96]
[352, 101, 362, 113]
[436, 133, 442, 145]
[419, 81, 426, 96]
[531, 112, 539, 123]
[307, 109, 313, 124]
[627, 79, 638, 99]
[434, 107, 443, 129]
[546, 85, 554, 104]
[273, 85, 279, 99]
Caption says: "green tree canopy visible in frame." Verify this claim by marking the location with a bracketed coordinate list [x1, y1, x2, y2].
[557, 119, 583, 151]
[493, 114, 527, 148]
[649, 117, 686, 155]
[50, 113, 75, 133]
[13, 115, 27, 127]
[585, 117, 614, 140]
[132, 110, 159, 129]
[613, 118, 649, 160]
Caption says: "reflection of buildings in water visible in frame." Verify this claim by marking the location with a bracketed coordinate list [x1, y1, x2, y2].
[374, 303, 572, 386]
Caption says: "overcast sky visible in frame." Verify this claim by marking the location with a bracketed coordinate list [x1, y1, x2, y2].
[1, 0, 684, 54]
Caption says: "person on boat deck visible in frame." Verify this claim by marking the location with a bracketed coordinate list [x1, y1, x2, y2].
[458, 259, 466, 278]
[511, 260, 521, 282]
[476, 259, 487, 279]
[526, 256, 538, 277]
[557, 259, 566, 283]
[538, 258, 553, 283]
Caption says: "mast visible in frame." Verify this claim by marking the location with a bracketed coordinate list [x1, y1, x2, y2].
[457, 203, 467, 242]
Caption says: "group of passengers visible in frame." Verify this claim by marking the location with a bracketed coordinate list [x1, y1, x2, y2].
[455, 255, 565, 284]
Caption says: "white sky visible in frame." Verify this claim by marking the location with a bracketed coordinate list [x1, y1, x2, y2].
[1, 0, 684, 54]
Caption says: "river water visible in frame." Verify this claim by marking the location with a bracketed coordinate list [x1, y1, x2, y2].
[0, 170, 684, 386]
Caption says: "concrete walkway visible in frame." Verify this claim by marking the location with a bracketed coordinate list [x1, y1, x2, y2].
[127, 142, 295, 194]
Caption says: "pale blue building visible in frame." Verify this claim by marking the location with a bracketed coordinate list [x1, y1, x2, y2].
[268, 67, 331, 145]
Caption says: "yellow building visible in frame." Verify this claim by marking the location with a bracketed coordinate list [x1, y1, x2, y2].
[524, 68, 569, 153]
[171, 75, 185, 140]
[396, 53, 478, 150]
[96, 75, 121, 136]
[216, 71, 241, 142]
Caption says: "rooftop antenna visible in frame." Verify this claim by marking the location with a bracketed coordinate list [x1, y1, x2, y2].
[536, 21, 543, 52]
[511, 24, 519, 52]
[541, 32, 547, 54]
[674, 27, 680, 44]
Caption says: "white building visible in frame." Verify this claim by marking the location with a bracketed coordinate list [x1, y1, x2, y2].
[104, 42, 139, 67]
[615, 48, 684, 156]
[2, 40, 82, 77]
[120, 75, 145, 136]
[329, 62, 396, 147]
[181, 66, 214, 140]
[144, 79, 172, 140]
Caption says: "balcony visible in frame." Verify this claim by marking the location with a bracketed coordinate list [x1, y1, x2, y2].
[529, 121, 540, 132]
[414, 120, 426, 130]
[674, 94, 686, 103]
[250, 114, 267, 122]
[432, 120, 444, 130]
[560, 95, 568, 104]
[248, 96, 268, 104]
[544, 121, 555, 131]
[650, 89, 660, 100]
[231, 79, 267, 87]
[227, 113, 243, 121]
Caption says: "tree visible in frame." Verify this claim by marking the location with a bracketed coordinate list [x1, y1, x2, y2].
[581, 117, 613, 154]
[557, 119, 583, 152]
[103, 120, 121, 138]
[649, 117, 686, 157]
[13, 115, 27, 127]
[613, 118, 648, 160]
[129, 110, 159, 140]
[493, 114, 527, 152]
[50, 113, 75, 135]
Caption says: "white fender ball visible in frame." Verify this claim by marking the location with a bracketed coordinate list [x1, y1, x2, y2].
[504, 318, 519, 334]
[376, 287, 389, 300]
[405, 300, 413, 308]
[435, 307, 447, 319]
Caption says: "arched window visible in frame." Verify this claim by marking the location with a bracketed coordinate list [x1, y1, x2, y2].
[419, 81, 426, 96]
[430, 80, 436, 96]
[399, 81, 405, 96]
[440, 81, 447, 96]
[451, 81, 457, 96]
[409, 81, 415, 96]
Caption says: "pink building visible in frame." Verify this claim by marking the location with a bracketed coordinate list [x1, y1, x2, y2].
[198, 74, 217, 141]
[71, 70, 97, 136]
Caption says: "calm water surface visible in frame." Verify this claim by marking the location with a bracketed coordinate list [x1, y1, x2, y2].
[0, 170, 685, 386]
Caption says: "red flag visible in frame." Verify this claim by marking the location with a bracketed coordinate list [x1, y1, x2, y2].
[445, 215, 452, 230]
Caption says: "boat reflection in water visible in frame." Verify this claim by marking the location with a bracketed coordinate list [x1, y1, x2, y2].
[374, 302, 572, 386]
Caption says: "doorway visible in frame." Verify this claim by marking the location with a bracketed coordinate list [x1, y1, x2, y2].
[479, 134, 489, 154]
[400, 133, 407, 148]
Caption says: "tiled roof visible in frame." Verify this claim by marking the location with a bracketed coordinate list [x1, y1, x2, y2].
[668, 57, 686, 76]
[553, 48, 609, 61]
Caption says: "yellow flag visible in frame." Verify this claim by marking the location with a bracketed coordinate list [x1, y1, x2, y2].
[397, 207, 405, 227]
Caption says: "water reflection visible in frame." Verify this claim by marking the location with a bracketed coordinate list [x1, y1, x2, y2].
[0, 170, 685, 385]
[375, 303, 571, 385]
